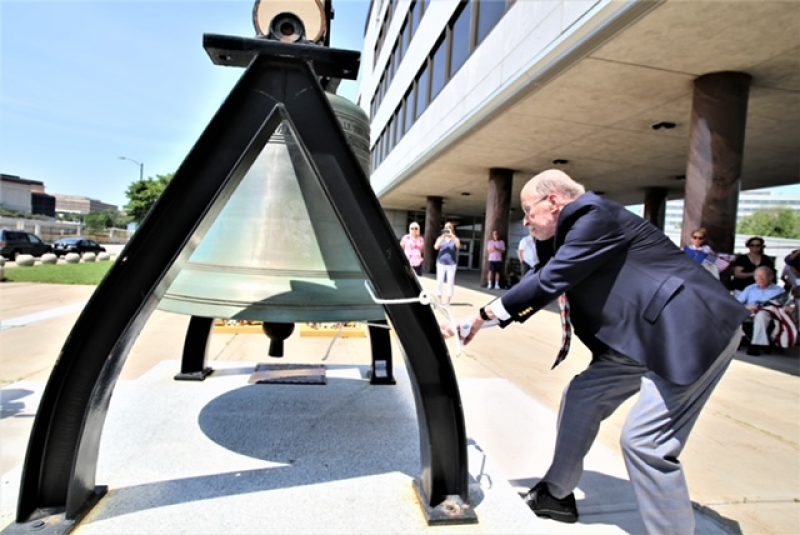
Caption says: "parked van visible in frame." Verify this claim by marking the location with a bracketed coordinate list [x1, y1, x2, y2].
[0, 229, 52, 259]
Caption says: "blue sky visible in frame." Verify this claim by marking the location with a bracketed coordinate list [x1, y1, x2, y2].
[1, 0, 369, 208]
[2, 1, 797, 211]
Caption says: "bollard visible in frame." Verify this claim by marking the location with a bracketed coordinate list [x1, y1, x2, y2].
[41, 253, 58, 265]
[16, 254, 36, 267]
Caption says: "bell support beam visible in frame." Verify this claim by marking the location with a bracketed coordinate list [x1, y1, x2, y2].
[273, 54, 472, 522]
[203, 33, 359, 79]
[9, 40, 473, 532]
[367, 320, 395, 385]
[174, 316, 215, 381]
[13, 56, 288, 530]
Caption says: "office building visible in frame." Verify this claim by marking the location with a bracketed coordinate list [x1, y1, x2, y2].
[355, 0, 799, 276]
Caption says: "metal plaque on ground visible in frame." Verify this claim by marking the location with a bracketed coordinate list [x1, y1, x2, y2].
[248, 363, 326, 385]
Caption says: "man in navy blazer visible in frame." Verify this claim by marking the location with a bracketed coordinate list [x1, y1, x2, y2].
[462, 170, 748, 533]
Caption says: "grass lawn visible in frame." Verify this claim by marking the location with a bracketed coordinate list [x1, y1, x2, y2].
[3, 261, 113, 285]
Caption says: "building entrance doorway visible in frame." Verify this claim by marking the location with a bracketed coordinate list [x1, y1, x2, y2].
[452, 216, 483, 270]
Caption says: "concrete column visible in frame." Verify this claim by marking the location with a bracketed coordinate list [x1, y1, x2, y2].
[643, 187, 667, 230]
[682, 71, 750, 253]
[482, 168, 513, 287]
[423, 196, 442, 274]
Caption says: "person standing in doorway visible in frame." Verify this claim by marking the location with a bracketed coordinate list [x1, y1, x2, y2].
[518, 228, 538, 276]
[400, 222, 425, 276]
[434, 222, 461, 305]
[486, 229, 506, 289]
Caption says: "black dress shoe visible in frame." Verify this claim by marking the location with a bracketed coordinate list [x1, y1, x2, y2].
[746, 345, 763, 356]
[523, 481, 578, 523]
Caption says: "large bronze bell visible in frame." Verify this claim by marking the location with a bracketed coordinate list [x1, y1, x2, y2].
[157, 92, 383, 326]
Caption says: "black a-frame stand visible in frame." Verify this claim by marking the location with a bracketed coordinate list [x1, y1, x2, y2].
[7, 37, 475, 534]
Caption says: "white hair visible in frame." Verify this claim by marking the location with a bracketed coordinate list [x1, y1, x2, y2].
[754, 265, 773, 279]
[522, 169, 586, 200]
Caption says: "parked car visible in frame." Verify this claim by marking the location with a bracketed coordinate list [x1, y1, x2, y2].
[0, 229, 53, 259]
[52, 237, 106, 256]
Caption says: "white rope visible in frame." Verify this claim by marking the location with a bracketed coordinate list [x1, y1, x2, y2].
[363, 280, 431, 306]
[321, 323, 345, 361]
[363, 281, 465, 357]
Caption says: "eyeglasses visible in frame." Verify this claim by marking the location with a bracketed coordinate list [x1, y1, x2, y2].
[409, 227, 419, 230]
[522, 194, 550, 218]
[748, 243, 764, 248]
[692, 235, 705, 240]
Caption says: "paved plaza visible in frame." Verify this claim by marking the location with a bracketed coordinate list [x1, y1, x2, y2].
[0, 276, 798, 533]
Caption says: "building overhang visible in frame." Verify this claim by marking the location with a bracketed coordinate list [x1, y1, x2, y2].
[374, 0, 799, 215]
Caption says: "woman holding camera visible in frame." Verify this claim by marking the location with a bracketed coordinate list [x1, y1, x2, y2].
[434, 222, 461, 305]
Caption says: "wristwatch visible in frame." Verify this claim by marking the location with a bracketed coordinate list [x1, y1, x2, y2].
[479, 306, 491, 321]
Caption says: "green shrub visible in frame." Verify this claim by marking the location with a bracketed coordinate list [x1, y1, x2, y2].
[3, 261, 113, 285]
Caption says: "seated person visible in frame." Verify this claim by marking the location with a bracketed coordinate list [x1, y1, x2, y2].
[682, 227, 733, 280]
[782, 249, 800, 294]
[737, 266, 787, 355]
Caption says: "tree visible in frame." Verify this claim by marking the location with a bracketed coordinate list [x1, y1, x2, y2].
[84, 209, 128, 231]
[124, 173, 173, 223]
[737, 208, 800, 239]
[84, 211, 111, 231]
[58, 212, 84, 223]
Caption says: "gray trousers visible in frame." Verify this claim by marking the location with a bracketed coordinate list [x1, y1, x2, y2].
[542, 330, 742, 534]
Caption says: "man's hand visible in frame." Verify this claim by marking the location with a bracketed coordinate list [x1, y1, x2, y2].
[439, 317, 486, 345]
[461, 316, 485, 345]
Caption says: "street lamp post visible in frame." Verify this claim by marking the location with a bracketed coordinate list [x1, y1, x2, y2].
[118, 156, 144, 181]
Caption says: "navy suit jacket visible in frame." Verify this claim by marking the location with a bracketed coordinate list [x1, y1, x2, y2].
[500, 193, 749, 385]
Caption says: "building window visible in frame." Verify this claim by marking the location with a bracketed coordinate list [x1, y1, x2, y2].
[430, 34, 448, 100]
[476, 0, 506, 46]
[450, 2, 473, 77]
[412, 0, 424, 33]
[407, 1, 416, 37]
[403, 89, 415, 136]
[387, 116, 395, 151]
[398, 21, 409, 55]
[416, 63, 431, 119]
[395, 105, 404, 143]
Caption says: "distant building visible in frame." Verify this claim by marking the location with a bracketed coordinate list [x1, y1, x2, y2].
[0, 173, 55, 217]
[54, 194, 118, 215]
[31, 192, 56, 217]
[1, 172, 118, 218]
[629, 190, 800, 232]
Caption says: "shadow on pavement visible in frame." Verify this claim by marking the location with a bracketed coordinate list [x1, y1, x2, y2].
[511, 470, 742, 534]
[734, 348, 799, 377]
[0, 388, 34, 418]
[87, 372, 422, 523]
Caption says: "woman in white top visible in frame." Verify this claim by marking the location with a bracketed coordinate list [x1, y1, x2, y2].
[433, 222, 461, 305]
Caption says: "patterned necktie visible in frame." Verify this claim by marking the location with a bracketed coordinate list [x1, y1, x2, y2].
[552, 294, 572, 369]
